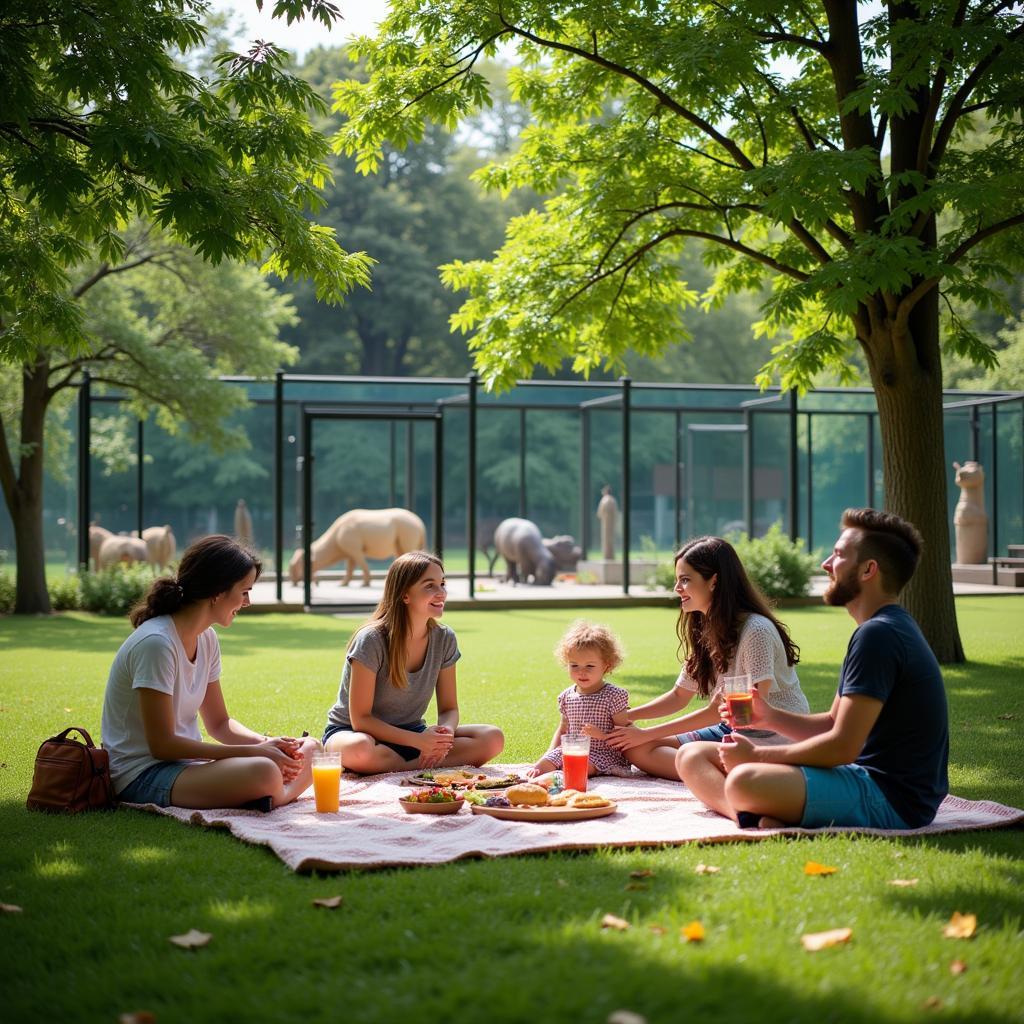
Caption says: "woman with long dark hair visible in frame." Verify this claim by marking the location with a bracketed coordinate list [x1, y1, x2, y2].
[101, 535, 318, 810]
[604, 536, 809, 780]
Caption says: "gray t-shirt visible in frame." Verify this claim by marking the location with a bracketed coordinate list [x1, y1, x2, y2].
[326, 623, 461, 729]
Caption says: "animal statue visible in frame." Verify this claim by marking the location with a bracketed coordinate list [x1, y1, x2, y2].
[597, 485, 619, 560]
[135, 525, 176, 569]
[953, 461, 987, 564]
[543, 535, 582, 573]
[289, 508, 427, 587]
[493, 517, 556, 586]
[98, 535, 149, 570]
[234, 499, 254, 545]
[89, 524, 112, 571]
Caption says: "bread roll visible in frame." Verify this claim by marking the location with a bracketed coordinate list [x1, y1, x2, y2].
[507, 783, 549, 806]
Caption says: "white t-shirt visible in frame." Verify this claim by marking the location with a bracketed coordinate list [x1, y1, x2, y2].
[674, 613, 809, 714]
[101, 615, 221, 793]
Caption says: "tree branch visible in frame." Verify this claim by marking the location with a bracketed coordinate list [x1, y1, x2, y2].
[897, 210, 1024, 318]
[496, 11, 758, 172]
[406, 30, 509, 108]
[72, 253, 161, 299]
[929, 20, 1024, 170]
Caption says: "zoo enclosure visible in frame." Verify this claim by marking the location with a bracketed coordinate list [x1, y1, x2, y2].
[13, 373, 1022, 607]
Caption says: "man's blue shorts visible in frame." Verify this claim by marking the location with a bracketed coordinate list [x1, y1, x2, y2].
[117, 760, 190, 807]
[799, 763, 909, 829]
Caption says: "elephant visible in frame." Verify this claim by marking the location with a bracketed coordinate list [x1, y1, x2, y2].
[98, 535, 149, 570]
[289, 508, 427, 587]
[493, 517, 556, 586]
[543, 534, 582, 573]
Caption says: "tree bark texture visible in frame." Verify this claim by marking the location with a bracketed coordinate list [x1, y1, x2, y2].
[867, 326, 964, 663]
[11, 360, 53, 614]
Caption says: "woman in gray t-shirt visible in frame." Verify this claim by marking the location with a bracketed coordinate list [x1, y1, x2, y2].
[323, 552, 504, 773]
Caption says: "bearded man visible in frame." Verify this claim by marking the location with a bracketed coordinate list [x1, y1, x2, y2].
[677, 508, 949, 830]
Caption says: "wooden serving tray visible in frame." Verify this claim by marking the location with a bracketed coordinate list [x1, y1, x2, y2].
[469, 801, 617, 822]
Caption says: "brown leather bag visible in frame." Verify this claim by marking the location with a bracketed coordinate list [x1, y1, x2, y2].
[26, 727, 116, 813]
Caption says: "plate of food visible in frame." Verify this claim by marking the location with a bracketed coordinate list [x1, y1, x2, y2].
[406, 768, 525, 790]
[466, 783, 617, 822]
[398, 787, 465, 815]
[407, 768, 487, 789]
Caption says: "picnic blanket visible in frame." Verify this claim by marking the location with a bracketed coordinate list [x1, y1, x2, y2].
[123, 767, 1024, 873]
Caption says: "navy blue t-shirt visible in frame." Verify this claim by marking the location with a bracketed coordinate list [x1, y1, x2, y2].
[838, 604, 949, 827]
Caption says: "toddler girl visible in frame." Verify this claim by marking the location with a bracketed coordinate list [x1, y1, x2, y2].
[527, 620, 632, 778]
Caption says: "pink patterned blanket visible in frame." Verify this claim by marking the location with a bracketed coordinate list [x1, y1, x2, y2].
[123, 766, 1024, 873]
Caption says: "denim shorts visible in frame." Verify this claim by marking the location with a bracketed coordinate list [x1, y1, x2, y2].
[117, 760, 190, 807]
[677, 721, 733, 744]
[800, 763, 909, 829]
[323, 721, 426, 763]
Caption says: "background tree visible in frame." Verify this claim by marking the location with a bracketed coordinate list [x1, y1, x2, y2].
[279, 49, 524, 376]
[0, 0, 371, 612]
[336, 0, 1024, 661]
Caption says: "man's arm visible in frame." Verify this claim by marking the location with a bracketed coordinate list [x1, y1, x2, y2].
[725, 693, 883, 771]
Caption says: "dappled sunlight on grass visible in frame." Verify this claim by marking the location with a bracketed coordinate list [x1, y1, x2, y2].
[207, 896, 276, 923]
[33, 855, 85, 879]
[120, 845, 173, 866]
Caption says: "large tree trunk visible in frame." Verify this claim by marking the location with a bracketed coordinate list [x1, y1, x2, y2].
[867, 323, 964, 664]
[11, 359, 52, 614]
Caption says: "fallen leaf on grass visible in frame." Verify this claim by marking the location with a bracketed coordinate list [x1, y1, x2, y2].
[629, 869, 655, 879]
[923, 996, 943, 1010]
[312, 896, 343, 909]
[804, 861, 838, 876]
[119, 1013, 156, 1024]
[943, 912, 977, 939]
[889, 878, 919, 887]
[996, 713, 1015, 720]
[556, 879, 569, 888]
[600, 913, 630, 931]
[694, 863, 720, 875]
[608, 1012, 647, 1024]
[801, 927, 852, 951]
[680, 921, 705, 942]
[168, 929, 211, 950]
[648, 924, 668, 936]
[950, 959, 968, 976]
[624, 882, 648, 892]
[0, 903, 23, 913]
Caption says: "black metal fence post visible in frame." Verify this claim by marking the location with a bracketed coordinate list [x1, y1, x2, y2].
[76, 371, 91, 568]
[621, 376, 631, 595]
[467, 373, 478, 599]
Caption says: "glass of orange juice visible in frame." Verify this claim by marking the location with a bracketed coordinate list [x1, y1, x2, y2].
[562, 733, 590, 792]
[723, 674, 753, 728]
[312, 752, 342, 813]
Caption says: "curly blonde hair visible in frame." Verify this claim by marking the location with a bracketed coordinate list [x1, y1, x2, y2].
[554, 620, 625, 673]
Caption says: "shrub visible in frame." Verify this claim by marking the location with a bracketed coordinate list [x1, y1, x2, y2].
[48, 574, 82, 611]
[0, 571, 14, 614]
[79, 564, 158, 617]
[650, 523, 819, 599]
[728, 523, 819, 598]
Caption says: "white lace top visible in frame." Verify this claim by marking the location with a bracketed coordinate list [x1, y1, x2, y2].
[674, 613, 810, 714]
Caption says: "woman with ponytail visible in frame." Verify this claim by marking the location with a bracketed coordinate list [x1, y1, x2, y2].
[101, 535, 318, 810]
[323, 551, 504, 773]
[604, 536, 810, 780]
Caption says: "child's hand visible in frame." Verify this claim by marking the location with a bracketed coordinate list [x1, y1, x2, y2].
[525, 764, 541, 779]
[581, 723, 605, 739]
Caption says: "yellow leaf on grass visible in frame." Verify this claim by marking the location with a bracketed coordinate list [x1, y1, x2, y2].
[923, 996, 943, 1010]
[0, 903, 23, 913]
[943, 912, 977, 939]
[681, 921, 705, 942]
[889, 878, 919, 887]
[600, 913, 630, 931]
[694, 863, 720, 875]
[168, 928, 212, 950]
[629, 869, 655, 879]
[312, 896, 343, 909]
[801, 927, 852, 951]
[804, 861, 838, 876]
[950, 959, 968, 976]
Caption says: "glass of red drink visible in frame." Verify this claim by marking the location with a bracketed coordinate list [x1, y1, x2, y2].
[562, 733, 590, 792]
[722, 674, 754, 728]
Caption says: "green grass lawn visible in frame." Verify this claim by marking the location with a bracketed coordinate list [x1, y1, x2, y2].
[1, 598, 1022, 1023]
